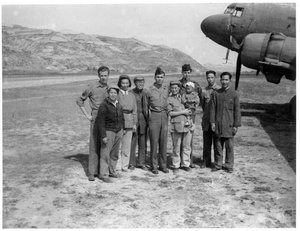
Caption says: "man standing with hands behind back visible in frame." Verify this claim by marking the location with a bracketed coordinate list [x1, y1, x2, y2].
[76, 66, 110, 181]
[210, 72, 241, 173]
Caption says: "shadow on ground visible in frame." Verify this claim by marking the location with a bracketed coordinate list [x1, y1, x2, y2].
[241, 102, 296, 172]
[64, 153, 89, 176]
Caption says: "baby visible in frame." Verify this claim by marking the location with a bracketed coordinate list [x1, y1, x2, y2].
[181, 82, 200, 131]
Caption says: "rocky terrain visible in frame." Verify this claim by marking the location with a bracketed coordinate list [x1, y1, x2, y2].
[2, 25, 205, 74]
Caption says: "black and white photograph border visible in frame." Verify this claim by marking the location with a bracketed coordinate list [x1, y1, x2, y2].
[1, 0, 297, 228]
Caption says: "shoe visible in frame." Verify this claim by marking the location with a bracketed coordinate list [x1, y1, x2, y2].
[88, 175, 95, 181]
[128, 165, 135, 170]
[173, 168, 179, 175]
[226, 169, 233, 173]
[152, 170, 159, 174]
[211, 167, 221, 172]
[222, 165, 227, 170]
[159, 167, 169, 173]
[200, 165, 206, 169]
[162, 169, 169, 173]
[101, 177, 113, 183]
[140, 166, 148, 171]
[190, 164, 195, 168]
[182, 167, 191, 172]
[122, 169, 129, 172]
[109, 173, 122, 178]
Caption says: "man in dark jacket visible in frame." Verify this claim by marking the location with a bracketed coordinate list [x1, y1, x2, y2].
[129, 76, 148, 171]
[210, 72, 241, 173]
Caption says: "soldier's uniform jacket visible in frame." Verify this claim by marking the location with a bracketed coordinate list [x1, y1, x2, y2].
[200, 83, 221, 131]
[146, 84, 169, 114]
[210, 87, 241, 137]
[167, 94, 190, 133]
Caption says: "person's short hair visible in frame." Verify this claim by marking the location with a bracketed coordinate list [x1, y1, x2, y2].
[98, 66, 110, 75]
[220, 72, 232, 80]
[206, 70, 216, 76]
[182, 64, 192, 72]
[117, 75, 132, 88]
[155, 67, 165, 76]
[107, 85, 119, 94]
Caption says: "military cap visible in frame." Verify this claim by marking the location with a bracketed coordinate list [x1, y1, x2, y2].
[117, 74, 132, 88]
[107, 85, 119, 93]
[133, 76, 145, 83]
[169, 80, 181, 87]
[182, 64, 192, 72]
[155, 67, 165, 76]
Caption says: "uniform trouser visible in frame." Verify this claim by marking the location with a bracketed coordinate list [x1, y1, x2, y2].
[129, 126, 147, 167]
[213, 136, 234, 170]
[99, 130, 123, 178]
[121, 128, 133, 170]
[182, 114, 195, 163]
[171, 131, 192, 168]
[202, 130, 214, 167]
[149, 112, 168, 170]
[88, 119, 100, 176]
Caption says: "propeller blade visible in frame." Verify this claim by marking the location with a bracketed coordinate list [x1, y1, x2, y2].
[235, 52, 242, 90]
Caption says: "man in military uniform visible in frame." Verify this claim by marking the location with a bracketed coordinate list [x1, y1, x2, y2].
[179, 64, 202, 168]
[210, 72, 241, 173]
[129, 76, 148, 171]
[146, 67, 169, 174]
[76, 66, 110, 181]
[200, 70, 220, 168]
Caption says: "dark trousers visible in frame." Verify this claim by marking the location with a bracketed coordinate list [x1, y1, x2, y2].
[213, 136, 234, 170]
[149, 112, 168, 170]
[129, 125, 147, 167]
[202, 130, 214, 167]
[88, 119, 100, 176]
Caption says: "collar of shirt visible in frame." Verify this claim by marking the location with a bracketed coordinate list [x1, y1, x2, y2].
[133, 88, 143, 94]
[119, 89, 129, 95]
[109, 99, 118, 107]
[153, 83, 166, 91]
[207, 83, 218, 90]
[97, 81, 108, 88]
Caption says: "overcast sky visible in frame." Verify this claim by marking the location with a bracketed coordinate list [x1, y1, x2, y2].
[2, 0, 287, 67]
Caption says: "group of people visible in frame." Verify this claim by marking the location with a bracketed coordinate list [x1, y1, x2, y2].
[76, 64, 241, 183]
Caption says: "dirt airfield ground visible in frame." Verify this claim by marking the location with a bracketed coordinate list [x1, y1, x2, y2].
[2, 73, 296, 228]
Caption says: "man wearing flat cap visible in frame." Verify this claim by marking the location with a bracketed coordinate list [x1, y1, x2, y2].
[76, 65, 110, 181]
[145, 67, 170, 174]
[129, 76, 148, 171]
[179, 64, 202, 168]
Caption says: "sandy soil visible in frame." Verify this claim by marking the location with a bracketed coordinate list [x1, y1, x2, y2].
[2, 74, 296, 228]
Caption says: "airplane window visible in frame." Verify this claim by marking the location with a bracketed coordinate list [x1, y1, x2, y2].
[233, 8, 244, 17]
[224, 7, 235, 14]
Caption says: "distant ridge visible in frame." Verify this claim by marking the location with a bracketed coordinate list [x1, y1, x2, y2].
[2, 25, 205, 74]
